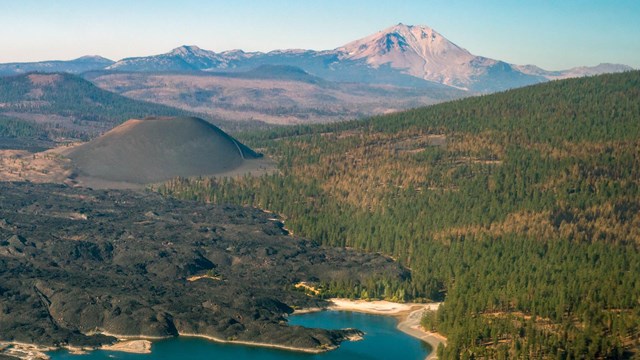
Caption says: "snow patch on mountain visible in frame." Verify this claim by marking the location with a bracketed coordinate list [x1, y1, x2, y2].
[75, 23, 635, 92]
[337, 23, 494, 89]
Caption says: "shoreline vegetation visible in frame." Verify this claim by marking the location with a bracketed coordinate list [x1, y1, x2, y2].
[0, 298, 445, 360]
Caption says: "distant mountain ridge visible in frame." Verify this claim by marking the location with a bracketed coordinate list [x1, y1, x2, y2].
[0, 24, 633, 93]
[0, 56, 114, 76]
[104, 23, 633, 92]
[337, 24, 507, 89]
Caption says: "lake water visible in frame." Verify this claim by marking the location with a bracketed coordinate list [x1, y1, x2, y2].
[49, 311, 430, 360]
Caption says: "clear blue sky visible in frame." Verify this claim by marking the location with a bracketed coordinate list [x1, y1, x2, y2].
[1, 0, 638, 70]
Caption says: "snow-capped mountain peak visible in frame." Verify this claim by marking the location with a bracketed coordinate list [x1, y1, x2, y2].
[169, 45, 215, 58]
[108, 45, 225, 71]
[75, 55, 113, 63]
[337, 23, 492, 89]
[97, 23, 631, 92]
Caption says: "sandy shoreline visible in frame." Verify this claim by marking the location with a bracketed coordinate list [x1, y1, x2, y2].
[100, 340, 152, 354]
[179, 333, 332, 354]
[1, 299, 445, 360]
[396, 307, 447, 360]
[0, 338, 155, 360]
[0, 326, 339, 359]
[317, 298, 446, 360]
[0, 341, 54, 360]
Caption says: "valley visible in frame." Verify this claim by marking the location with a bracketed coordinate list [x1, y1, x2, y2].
[86, 69, 462, 124]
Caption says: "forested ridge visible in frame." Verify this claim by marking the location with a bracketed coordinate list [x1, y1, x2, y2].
[0, 72, 191, 137]
[158, 71, 640, 358]
[0, 73, 267, 146]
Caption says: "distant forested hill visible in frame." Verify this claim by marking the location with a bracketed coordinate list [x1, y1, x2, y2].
[159, 71, 640, 359]
[0, 73, 265, 148]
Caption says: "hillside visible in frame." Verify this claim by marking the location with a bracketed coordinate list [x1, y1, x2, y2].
[158, 71, 640, 359]
[66, 116, 266, 187]
[0, 73, 193, 140]
[0, 73, 268, 149]
[0, 114, 53, 151]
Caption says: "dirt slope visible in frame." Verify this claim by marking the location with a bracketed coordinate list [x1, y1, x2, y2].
[66, 116, 261, 184]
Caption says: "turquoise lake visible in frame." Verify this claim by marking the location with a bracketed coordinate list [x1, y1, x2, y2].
[49, 311, 431, 360]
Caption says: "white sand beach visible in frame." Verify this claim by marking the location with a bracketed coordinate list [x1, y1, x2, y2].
[323, 298, 447, 360]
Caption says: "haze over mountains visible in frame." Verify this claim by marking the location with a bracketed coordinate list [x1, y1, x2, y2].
[0, 24, 632, 93]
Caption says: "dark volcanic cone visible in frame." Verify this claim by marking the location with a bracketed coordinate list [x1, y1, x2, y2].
[67, 116, 260, 184]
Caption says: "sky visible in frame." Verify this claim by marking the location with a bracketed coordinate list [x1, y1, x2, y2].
[1, 0, 639, 70]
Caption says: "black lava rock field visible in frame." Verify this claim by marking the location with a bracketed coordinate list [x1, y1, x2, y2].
[0, 182, 406, 351]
